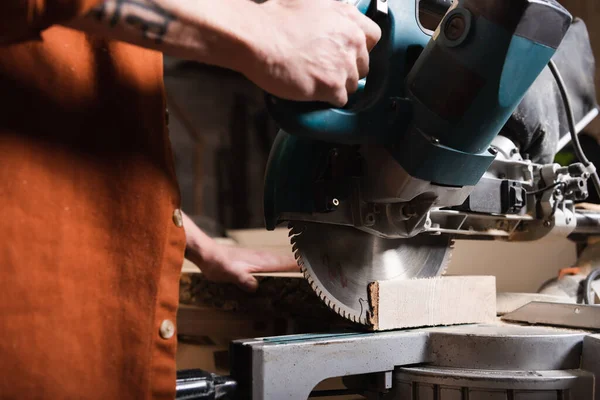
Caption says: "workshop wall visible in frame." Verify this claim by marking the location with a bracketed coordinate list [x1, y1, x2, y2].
[164, 57, 277, 235]
[448, 238, 577, 293]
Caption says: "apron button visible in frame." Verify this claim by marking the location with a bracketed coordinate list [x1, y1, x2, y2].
[159, 319, 175, 339]
[172, 209, 183, 228]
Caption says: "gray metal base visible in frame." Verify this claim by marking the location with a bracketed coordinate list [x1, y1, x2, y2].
[230, 324, 600, 400]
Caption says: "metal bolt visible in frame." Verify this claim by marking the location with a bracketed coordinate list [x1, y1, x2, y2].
[326, 197, 340, 211]
[575, 307, 581, 314]
[445, 14, 466, 41]
[544, 220, 552, 227]
[365, 213, 376, 226]
[488, 147, 498, 156]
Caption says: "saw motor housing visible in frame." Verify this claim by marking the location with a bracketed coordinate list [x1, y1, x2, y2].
[264, 0, 574, 240]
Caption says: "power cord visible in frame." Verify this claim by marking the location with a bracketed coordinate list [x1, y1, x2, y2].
[527, 181, 566, 196]
[548, 59, 600, 195]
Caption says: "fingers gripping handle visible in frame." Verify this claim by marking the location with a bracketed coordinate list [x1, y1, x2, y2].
[265, 0, 390, 143]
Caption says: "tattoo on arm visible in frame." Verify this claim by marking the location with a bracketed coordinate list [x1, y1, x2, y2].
[88, 0, 175, 44]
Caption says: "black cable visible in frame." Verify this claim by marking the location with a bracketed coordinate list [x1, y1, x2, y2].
[548, 59, 600, 196]
[527, 181, 565, 196]
[583, 268, 600, 305]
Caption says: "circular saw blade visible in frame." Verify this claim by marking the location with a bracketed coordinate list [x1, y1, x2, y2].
[289, 221, 454, 325]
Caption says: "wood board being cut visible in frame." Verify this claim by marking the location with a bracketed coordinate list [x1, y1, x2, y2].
[183, 228, 501, 331]
[368, 276, 497, 331]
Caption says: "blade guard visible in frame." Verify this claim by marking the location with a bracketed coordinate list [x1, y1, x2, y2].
[264, 0, 432, 230]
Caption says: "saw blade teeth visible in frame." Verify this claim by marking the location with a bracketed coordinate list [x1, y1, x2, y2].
[294, 242, 371, 325]
[290, 230, 368, 324]
[439, 237, 456, 277]
[288, 223, 306, 238]
[288, 222, 452, 327]
[297, 249, 367, 324]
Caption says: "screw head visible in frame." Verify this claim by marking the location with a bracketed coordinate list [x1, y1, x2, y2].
[326, 197, 340, 211]
[445, 14, 466, 41]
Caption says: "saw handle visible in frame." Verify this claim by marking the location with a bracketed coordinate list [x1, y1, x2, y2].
[265, 0, 391, 144]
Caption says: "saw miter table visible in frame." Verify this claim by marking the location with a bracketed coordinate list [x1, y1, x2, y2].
[229, 323, 600, 399]
[177, 0, 600, 398]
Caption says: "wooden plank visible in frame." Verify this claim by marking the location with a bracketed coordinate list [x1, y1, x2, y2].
[368, 276, 496, 331]
[225, 228, 292, 248]
[179, 271, 355, 332]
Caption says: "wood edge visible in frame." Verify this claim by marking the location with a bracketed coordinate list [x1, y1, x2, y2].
[181, 270, 304, 278]
[367, 281, 380, 330]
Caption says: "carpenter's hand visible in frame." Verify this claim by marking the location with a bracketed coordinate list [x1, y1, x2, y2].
[182, 212, 299, 292]
[187, 242, 300, 292]
[245, 0, 381, 107]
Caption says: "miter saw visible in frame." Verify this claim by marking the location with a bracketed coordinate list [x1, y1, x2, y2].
[261, 0, 600, 326]
[175, 1, 600, 399]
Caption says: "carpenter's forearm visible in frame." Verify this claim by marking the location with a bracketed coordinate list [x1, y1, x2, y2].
[65, 0, 265, 74]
